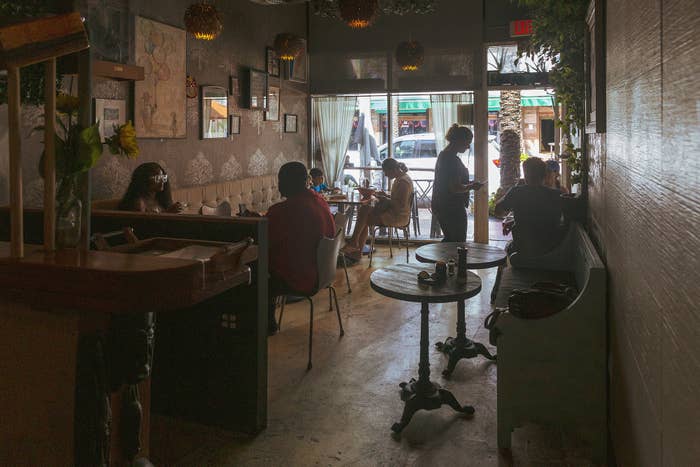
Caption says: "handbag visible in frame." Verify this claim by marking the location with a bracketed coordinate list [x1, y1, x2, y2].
[507, 282, 578, 319]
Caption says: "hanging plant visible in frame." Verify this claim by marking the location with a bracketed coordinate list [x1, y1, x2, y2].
[517, 0, 588, 185]
[312, 0, 435, 19]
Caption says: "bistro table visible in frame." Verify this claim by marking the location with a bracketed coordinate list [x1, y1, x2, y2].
[370, 263, 482, 434]
[324, 191, 369, 235]
[414, 242, 506, 376]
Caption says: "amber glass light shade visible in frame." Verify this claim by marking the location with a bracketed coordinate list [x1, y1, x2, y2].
[396, 40, 424, 71]
[273, 33, 305, 61]
[184, 2, 223, 41]
[338, 0, 379, 29]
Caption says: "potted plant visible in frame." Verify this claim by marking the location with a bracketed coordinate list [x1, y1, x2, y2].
[37, 93, 139, 247]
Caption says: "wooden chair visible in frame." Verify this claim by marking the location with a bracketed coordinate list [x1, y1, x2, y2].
[277, 227, 345, 370]
[368, 195, 414, 267]
[199, 201, 232, 217]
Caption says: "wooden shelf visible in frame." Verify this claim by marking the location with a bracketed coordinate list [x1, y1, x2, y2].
[93, 59, 144, 81]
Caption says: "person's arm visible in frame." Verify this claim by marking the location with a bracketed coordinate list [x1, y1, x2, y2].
[494, 187, 515, 217]
[446, 160, 482, 194]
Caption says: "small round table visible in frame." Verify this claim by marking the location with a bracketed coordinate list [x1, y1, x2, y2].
[370, 264, 482, 434]
[414, 242, 506, 376]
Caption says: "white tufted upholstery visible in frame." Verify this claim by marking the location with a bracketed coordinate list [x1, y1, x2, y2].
[92, 174, 281, 214]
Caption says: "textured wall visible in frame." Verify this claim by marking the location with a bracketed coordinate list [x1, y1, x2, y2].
[588, 0, 700, 465]
[0, 0, 307, 205]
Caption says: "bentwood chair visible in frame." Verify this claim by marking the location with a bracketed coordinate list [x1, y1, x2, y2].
[333, 211, 352, 293]
[277, 227, 345, 370]
[368, 194, 414, 267]
[200, 200, 232, 216]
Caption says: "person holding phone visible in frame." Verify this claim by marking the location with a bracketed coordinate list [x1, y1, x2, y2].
[431, 124, 484, 242]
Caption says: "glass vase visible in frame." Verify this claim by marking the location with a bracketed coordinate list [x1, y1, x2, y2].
[56, 195, 82, 249]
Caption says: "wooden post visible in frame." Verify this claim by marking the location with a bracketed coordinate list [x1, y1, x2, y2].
[7, 65, 23, 258]
[44, 58, 57, 251]
[77, 48, 92, 251]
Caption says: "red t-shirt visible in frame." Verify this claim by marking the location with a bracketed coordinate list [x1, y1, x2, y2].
[267, 190, 336, 294]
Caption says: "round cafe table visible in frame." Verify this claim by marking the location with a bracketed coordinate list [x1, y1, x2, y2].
[370, 264, 482, 434]
[414, 242, 506, 376]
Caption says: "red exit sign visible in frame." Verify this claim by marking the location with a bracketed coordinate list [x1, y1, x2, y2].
[510, 19, 533, 37]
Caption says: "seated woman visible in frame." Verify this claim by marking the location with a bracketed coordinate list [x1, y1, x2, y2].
[342, 158, 413, 261]
[118, 162, 184, 213]
[544, 159, 569, 194]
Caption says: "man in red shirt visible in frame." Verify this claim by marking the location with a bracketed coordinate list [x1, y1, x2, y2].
[267, 162, 336, 335]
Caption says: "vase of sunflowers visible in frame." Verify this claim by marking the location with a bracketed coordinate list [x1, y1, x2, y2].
[39, 93, 139, 248]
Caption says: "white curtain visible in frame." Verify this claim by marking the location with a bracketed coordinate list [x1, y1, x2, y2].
[313, 96, 357, 185]
[430, 93, 472, 154]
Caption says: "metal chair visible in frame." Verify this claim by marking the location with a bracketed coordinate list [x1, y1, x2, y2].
[368, 194, 414, 267]
[277, 227, 345, 370]
[333, 211, 352, 293]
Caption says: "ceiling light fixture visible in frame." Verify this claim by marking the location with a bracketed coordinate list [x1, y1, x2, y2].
[184, 2, 223, 41]
[396, 40, 424, 71]
[273, 33, 305, 61]
[338, 0, 379, 29]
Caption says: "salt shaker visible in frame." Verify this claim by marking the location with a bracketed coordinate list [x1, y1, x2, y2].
[447, 259, 456, 276]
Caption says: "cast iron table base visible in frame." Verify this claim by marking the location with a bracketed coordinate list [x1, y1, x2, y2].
[391, 302, 474, 434]
[435, 299, 496, 378]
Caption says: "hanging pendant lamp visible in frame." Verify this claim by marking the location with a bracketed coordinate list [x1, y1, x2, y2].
[396, 40, 424, 71]
[273, 33, 305, 61]
[184, 2, 223, 41]
[338, 0, 379, 29]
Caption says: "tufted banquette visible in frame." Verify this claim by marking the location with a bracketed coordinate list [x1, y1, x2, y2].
[92, 175, 282, 214]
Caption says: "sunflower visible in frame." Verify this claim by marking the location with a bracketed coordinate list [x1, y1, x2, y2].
[107, 121, 139, 159]
[55, 93, 80, 115]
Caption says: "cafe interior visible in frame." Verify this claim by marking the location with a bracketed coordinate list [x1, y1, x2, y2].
[0, 0, 698, 466]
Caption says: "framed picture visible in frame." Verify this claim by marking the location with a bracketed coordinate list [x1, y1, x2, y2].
[265, 85, 280, 121]
[93, 98, 126, 142]
[134, 17, 186, 138]
[585, 0, 605, 134]
[248, 68, 268, 110]
[284, 113, 298, 133]
[284, 39, 307, 83]
[229, 76, 238, 98]
[200, 85, 229, 139]
[229, 115, 241, 135]
[266, 47, 280, 77]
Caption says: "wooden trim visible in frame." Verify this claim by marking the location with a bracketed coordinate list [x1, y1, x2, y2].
[43, 59, 56, 251]
[92, 60, 145, 81]
[7, 66, 22, 258]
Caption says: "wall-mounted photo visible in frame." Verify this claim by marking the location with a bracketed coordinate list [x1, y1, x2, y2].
[266, 47, 280, 77]
[265, 85, 280, 121]
[93, 98, 126, 142]
[200, 85, 229, 139]
[134, 17, 186, 138]
[247, 69, 268, 110]
[229, 115, 241, 135]
[229, 76, 238, 98]
[284, 113, 298, 133]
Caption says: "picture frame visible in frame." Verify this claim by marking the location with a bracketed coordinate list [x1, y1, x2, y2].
[266, 47, 280, 77]
[229, 76, 238, 98]
[284, 113, 298, 133]
[200, 85, 229, 139]
[585, 0, 606, 134]
[93, 98, 126, 142]
[247, 68, 268, 110]
[229, 115, 241, 135]
[265, 85, 280, 121]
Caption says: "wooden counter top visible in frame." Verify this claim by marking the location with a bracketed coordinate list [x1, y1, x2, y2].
[0, 242, 255, 314]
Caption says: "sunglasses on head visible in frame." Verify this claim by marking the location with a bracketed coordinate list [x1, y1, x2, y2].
[150, 174, 168, 183]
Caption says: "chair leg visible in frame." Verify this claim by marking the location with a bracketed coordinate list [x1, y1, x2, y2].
[330, 286, 344, 336]
[307, 296, 314, 370]
[341, 253, 352, 293]
[369, 227, 377, 268]
[388, 228, 393, 258]
[277, 295, 287, 331]
[404, 228, 409, 263]
[328, 287, 333, 312]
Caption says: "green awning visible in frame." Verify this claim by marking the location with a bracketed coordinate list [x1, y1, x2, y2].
[488, 95, 555, 111]
[371, 95, 555, 114]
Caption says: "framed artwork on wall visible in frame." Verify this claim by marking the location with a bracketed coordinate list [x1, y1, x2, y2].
[284, 114, 297, 133]
[229, 76, 238, 98]
[585, 0, 605, 134]
[229, 115, 241, 135]
[93, 98, 126, 142]
[266, 47, 280, 77]
[265, 85, 280, 121]
[200, 85, 229, 139]
[247, 69, 268, 110]
[134, 17, 186, 138]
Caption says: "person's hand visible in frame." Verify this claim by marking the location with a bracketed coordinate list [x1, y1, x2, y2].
[374, 191, 389, 199]
[467, 181, 484, 191]
[167, 202, 185, 213]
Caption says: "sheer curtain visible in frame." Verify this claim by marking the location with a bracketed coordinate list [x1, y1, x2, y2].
[430, 93, 472, 154]
[313, 96, 357, 185]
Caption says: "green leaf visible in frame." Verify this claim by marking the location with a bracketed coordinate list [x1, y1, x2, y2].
[76, 124, 103, 173]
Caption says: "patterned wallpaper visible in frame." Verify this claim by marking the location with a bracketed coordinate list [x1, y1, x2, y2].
[0, 0, 308, 205]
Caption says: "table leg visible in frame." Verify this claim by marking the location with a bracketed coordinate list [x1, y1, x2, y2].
[435, 299, 496, 378]
[391, 302, 474, 434]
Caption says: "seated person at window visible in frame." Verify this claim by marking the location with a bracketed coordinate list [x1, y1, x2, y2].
[267, 162, 336, 335]
[495, 157, 563, 257]
[309, 167, 332, 193]
[342, 158, 413, 261]
[544, 159, 569, 194]
[118, 162, 184, 213]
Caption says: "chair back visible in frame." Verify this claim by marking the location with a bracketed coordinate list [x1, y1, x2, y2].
[333, 211, 349, 235]
[200, 201, 232, 217]
[316, 227, 343, 290]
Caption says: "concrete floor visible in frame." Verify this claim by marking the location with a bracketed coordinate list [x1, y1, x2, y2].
[151, 245, 603, 466]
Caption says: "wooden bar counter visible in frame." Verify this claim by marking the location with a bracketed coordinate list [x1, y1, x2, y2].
[0, 241, 257, 466]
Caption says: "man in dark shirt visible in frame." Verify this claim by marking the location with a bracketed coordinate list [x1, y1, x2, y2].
[266, 162, 336, 334]
[495, 157, 563, 257]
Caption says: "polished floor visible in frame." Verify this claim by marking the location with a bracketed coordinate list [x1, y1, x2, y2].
[151, 245, 603, 466]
